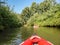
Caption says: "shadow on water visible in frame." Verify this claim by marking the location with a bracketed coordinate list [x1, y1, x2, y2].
[0, 26, 34, 45]
[0, 27, 60, 45]
[0, 28, 22, 45]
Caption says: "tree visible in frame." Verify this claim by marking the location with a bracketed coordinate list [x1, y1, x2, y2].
[0, 5, 22, 30]
[30, 2, 39, 14]
[21, 7, 32, 24]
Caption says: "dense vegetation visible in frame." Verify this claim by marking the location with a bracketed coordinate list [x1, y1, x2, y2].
[0, 1, 23, 30]
[0, 0, 60, 30]
[0, 0, 60, 45]
[24, 0, 60, 27]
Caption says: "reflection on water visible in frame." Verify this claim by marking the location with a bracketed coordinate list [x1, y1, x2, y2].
[0, 27, 34, 45]
[20, 27, 34, 41]
[0, 28, 22, 45]
[0, 27, 60, 45]
[37, 27, 60, 45]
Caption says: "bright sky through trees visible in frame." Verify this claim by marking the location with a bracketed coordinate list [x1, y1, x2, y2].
[7, 0, 60, 13]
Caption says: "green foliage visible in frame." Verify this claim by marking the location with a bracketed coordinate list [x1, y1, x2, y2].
[20, 7, 32, 24]
[26, 0, 60, 27]
[0, 0, 60, 30]
[0, 5, 22, 30]
[20, 0, 57, 25]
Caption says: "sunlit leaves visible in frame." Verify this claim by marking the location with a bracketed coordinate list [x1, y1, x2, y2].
[26, 0, 60, 27]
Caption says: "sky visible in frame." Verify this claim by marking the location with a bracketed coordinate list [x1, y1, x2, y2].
[5, 0, 60, 14]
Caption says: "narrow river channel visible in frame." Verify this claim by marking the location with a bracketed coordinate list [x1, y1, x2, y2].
[0, 27, 60, 45]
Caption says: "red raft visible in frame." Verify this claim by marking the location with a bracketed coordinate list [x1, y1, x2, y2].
[19, 35, 53, 45]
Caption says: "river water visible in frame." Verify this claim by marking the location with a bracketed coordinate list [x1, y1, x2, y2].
[0, 27, 60, 45]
